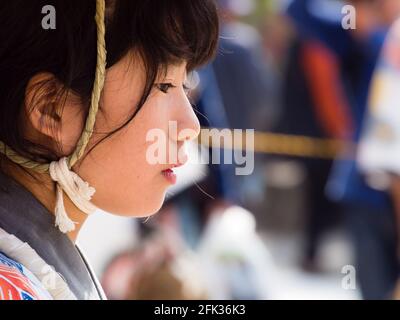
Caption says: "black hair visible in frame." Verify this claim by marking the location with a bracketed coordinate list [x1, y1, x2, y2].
[0, 0, 219, 166]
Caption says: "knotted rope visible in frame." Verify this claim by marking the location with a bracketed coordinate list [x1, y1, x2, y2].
[0, 0, 107, 233]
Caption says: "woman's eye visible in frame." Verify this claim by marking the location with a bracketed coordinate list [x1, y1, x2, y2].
[156, 83, 176, 94]
[155, 82, 191, 96]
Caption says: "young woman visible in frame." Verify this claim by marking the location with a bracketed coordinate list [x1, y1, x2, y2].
[0, 0, 219, 300]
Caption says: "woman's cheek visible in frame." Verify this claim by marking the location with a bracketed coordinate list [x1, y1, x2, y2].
[80, 96, 172, 216]
[86, 135, 167, 216]
[89, 165, 165, 217]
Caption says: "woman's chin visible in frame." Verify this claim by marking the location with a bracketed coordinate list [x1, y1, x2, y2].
[101, 192, 167, 218]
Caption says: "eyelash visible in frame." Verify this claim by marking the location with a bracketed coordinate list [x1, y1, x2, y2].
[155, 83, 191, 95]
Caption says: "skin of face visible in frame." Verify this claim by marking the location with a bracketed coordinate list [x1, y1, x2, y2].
[15, 51, 200, 240]
[74, 52, 201, 217]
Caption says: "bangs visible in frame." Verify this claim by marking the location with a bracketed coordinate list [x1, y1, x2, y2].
[105, 0, 220, 72]
[0, 0, 219, 166]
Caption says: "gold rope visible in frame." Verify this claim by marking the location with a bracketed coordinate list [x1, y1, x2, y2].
[0, 0, 107, 174]
[68, 0, 106, 169]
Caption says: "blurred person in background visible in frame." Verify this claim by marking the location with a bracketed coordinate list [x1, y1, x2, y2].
[215, 0, 279, 133]
[194, 0, 280, 209]
[281, 0, 354, 273]
[101, 224, 208, 300]
[357, 17, 400, 299]
[283, 0, 400, 299]
[260, 3, 295, 72]
[324, 0, 400, 299]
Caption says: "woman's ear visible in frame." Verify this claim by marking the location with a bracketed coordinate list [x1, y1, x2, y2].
[24, 72, 86, 156]
[24, 72, 63, 140]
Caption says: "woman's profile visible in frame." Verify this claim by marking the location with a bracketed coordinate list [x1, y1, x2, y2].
[0, 0, 219, 300]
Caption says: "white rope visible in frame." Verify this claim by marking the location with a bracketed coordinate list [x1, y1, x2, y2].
[0, 228, 76, 300]
[49, 157, 97, 233]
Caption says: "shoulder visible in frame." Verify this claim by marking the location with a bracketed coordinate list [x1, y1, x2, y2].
[0, 252, 52, 300]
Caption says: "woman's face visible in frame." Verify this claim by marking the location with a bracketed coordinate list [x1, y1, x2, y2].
[63, 52, 200, 217]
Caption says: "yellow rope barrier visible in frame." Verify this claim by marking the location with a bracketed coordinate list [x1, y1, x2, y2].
[197, 129, 356, 159]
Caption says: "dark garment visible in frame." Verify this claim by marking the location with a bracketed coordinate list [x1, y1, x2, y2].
[0, 170, 106, 300]
[276, 39, 323, 138]
[345, 205, 398, 300]
[287, 0, 354, 58]
[303, 160, 341, 262]
[277, 39, 342, 263]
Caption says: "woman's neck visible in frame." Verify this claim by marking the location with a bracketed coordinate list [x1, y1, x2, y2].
[2, 159, 88, 243]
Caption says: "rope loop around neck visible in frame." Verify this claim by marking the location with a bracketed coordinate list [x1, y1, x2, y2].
[0, 0, 107, 233]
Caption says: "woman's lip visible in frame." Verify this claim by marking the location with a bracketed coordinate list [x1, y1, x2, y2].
[168, 158, 188, 170]
[161, 168, 177, 185]
[161, 157, 188, 185]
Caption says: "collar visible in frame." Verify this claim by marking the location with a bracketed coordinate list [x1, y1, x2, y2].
[0, 169, 106, 300]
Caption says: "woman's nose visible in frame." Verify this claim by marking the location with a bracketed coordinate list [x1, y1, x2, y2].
[176, 101, 201, 142]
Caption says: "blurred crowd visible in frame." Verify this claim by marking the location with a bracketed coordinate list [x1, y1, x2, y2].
[80, 0, 400, 300]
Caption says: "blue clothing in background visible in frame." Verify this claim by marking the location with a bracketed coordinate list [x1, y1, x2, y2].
[288, 0, 391, 209]
[327, 31, 391, 210]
